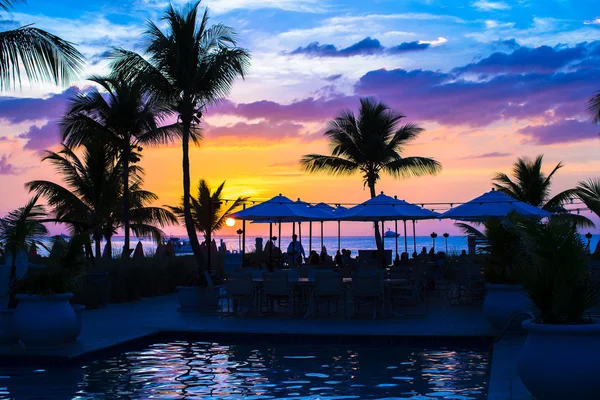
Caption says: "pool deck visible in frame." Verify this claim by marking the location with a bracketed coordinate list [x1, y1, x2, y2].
[0, 294, 532, 399]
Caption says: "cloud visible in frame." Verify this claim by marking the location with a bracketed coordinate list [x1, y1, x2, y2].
[204, 0, 327, 14]
[288, 37, 435, 58]
[518, 119, 599, 145]
[325, 74, 343, 82]
[204, 121, 307, 143]
[461, 152, 512, 159]
[0, 154, 17, 175]
[456, 43, 592, 74]
[472, 1, 511, 11]
[18, 121, 60, 154]
[584, 18, 600, 25]
[0, 87, 79, 124]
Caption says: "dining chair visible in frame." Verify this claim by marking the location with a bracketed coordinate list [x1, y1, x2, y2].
[223, 271, 255, 316]
[313, 271, 347, 318]
[262, 271, 295, 314]
[350, 272, 383, 319]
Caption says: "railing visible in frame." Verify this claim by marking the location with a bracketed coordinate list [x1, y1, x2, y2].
[494, 309, 536, 343]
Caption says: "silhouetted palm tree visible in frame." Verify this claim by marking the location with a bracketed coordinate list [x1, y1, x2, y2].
[0, 195, 47, 284]
[60, 75, 175, 258]
[492, 155, 592, 227]
[110, 0, 250, 268]
[300, 97, 441, 250]
[588, 91, 600, 125]
[576, 179, 600, 220]
[0, 0, 84, 90]
[169, 179, 248, 240]
[26, 143, 177, 258]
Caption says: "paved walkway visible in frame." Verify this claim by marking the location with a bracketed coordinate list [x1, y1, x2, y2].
[0, 294, 532, 399]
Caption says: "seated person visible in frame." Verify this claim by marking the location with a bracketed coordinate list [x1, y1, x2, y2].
[458, 249, 471, 263]
[400, 252, 409, 264]
[286, 234, 305, 264]
[320, 246, 328, 261]
[334, 250, 343, 265]
[308, 250, 320, 265]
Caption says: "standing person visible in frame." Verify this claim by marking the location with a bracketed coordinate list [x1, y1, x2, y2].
[320, 246, 328, 262]
[287, 234, 305, 264]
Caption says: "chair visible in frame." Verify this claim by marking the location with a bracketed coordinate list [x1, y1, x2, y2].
[223, 271, 255, 316]
[262, 271, 295, 314]
[350, 273, 383, 319]
[312, 272, 347, 318]
[449, 269, 486, 307]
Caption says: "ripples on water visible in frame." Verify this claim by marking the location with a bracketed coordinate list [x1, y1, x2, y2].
[0, 341, 490, 399]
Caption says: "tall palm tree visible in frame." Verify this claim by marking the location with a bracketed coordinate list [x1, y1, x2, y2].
[26, 143, 177, 259]
[300, 97, 441, 250]
[0, 195, 47, 285]
[110, 1, 250, 269]
[60, 75, 175, 258]
[0, 0, 84, 90]
[575, 179, 600, 220]
[169, 179, 248, 240]
[492, 155, 592, 227]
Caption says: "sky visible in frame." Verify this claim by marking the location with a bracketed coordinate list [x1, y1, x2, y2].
[0, 0, 599, 239]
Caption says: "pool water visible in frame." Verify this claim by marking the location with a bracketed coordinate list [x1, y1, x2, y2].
[0, 340, 490, 399]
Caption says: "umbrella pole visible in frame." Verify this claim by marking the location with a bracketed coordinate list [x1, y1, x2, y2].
[292, 222, 296, 267]
[412, 220, 417, 256]
[395, 220, 398, 261]
[299, 222, 302, 244]
[241, 204, 246, 267]
[278, 222, 282, 267]
[403, 220, 408, 253]
[269, 222, 273, 270]
[337, 221, 341, 252]
[309, 222, 312, 253]
[381, 220, 385, 267]
[321, 221, 324, 249]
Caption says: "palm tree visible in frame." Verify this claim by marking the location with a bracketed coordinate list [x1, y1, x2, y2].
[0, 0, 84, 90]
[169, 179, 247, 239]
[492, 155, 592, 227]
[575, 179, 600, 220]
[110, 1, 250, 269]
[26, 142, 177, 259]
[300, 97, 441, 250]
[0, 195, 47, 285]
[60, 75, 176, 258]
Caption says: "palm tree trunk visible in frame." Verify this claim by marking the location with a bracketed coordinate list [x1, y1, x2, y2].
[93, 232, 102, 259]
[121, 145, 131, 259]
[368, 181, 383, 252]
[181, 118, 205, 271]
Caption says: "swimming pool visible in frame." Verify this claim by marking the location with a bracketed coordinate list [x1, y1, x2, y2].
[0, 338, 490, 399]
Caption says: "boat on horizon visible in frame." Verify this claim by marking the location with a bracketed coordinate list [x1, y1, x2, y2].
[384, 228, 400, 238]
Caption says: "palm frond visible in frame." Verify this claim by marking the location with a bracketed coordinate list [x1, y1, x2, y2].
[454, 222, 485, 239]
[0, 25, 84, 90]
[383, 156, 442, 178]
[300, 154, 359, 175]
[587, 91, 600, 124]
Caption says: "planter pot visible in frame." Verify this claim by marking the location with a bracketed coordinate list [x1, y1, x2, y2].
[482, 284, 530, 332]
[0, 308, 17, 344]
[69, 304, 86, 342]
[13, 293, 77, 349]
[177, 286, 223, 310]
[518, 319, 600, 399]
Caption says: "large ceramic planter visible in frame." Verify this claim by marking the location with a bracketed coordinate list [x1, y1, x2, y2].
[482, 284, 530, 332]
[518, 319, 600, 399]
[177, 286, 222, 310]
[13, 293, 77, 349]
[68, 304, 86, 342]
[0, 308, 17, 344]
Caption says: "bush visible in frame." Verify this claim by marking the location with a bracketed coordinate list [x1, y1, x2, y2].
[517, 219, 600, 324]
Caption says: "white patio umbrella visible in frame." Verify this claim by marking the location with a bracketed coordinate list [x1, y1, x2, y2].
[440, 189, 551, 221]
[229, 194, 331, 267]
[343, 192, 440, 263]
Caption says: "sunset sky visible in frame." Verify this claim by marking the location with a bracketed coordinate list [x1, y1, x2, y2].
[0, 0, 599, 238]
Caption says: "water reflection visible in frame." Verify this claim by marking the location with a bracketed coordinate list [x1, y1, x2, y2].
[0, 341, 490, 399]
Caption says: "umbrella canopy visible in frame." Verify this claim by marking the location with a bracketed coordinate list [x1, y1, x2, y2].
[440, 189, 551, 221]
[229, 194, 331, 222]
[343, 192, 439, 221]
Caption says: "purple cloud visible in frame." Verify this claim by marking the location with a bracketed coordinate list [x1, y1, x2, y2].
[289, 37, 433, 58]
[325, 74, 343, 82]
[0, 154, 19, 175]
[387, 41, 430, 54]
[456, 42, 596, 74]
[0, 87, 80, 123]
[18, 120, 60, 153]
[518, 119, 599, 145]
[461, 152, 512, 159]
